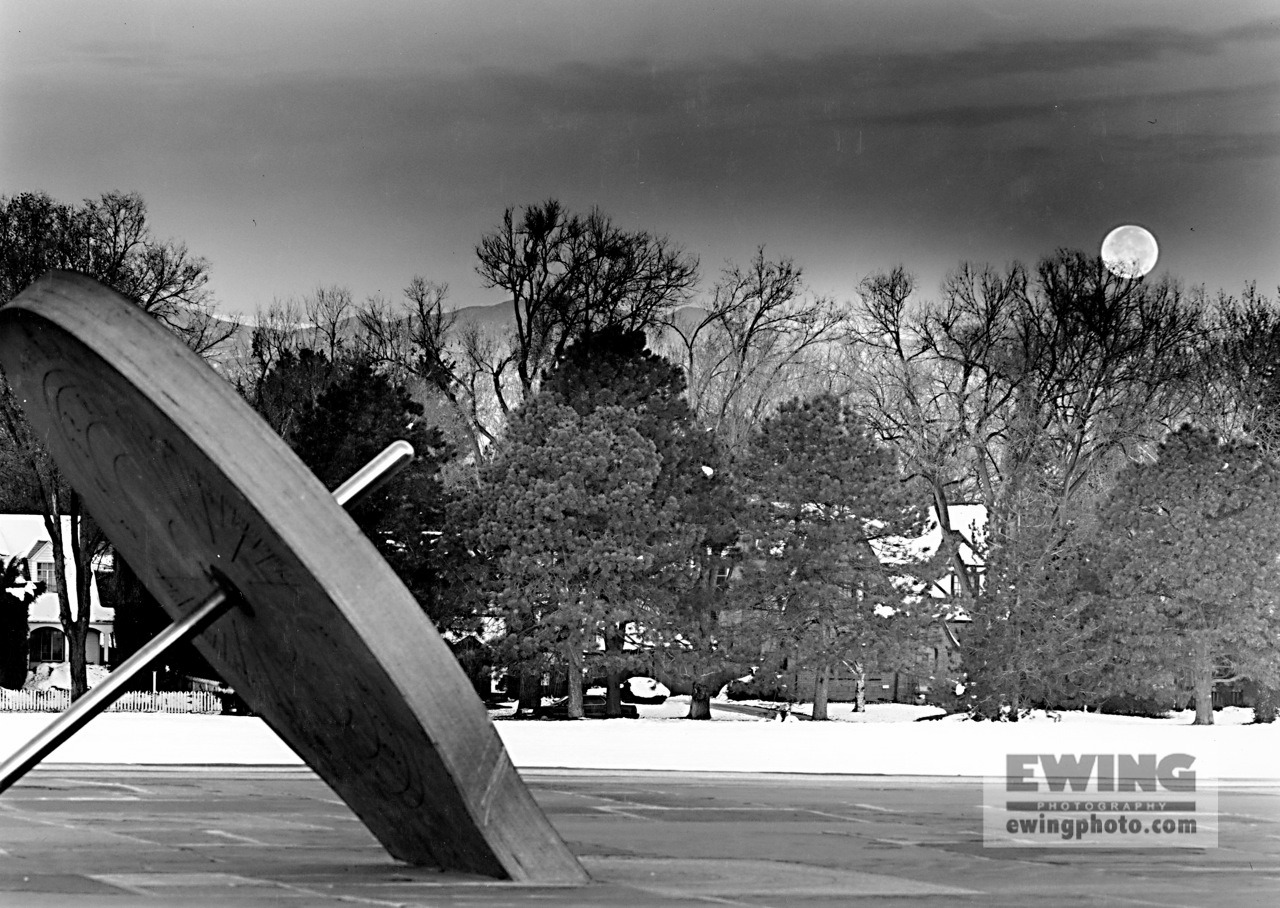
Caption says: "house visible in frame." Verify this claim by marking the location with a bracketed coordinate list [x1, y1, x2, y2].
[0, 515, 113, 677]
[867, 502, 984, 635]
[732, 503, 986, 705]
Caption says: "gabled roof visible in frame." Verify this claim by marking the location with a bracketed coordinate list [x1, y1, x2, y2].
[871, 504, 986, 567]
[0, 514, 112, 623]
[0, 515, 115, 566]
[870, 505, 985, 624]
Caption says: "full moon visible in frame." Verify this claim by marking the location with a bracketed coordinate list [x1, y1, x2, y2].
[1100, 224, 1159, 278]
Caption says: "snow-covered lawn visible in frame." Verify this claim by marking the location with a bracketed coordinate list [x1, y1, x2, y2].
[494, 700, 1275, 779]
[711, 700, 949, 722]
[2, 700, 1274, 780]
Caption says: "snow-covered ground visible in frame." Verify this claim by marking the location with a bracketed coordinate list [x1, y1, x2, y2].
[2, 699, 1275, 780]
[24, 663, 112, 692]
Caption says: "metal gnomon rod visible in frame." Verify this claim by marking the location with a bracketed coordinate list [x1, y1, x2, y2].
[0, 271, 586, 882]
[0, 440, 415, 796]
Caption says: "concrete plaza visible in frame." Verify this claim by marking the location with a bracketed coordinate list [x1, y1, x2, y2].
[0, 766, 1275, 907]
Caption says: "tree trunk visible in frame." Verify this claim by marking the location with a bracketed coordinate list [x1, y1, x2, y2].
[604, 624, 625, 718]
[566, 644, 584, 719]
[812, 665, 830, 720]
[517, 661, 541, 715]
[687, 680, 713, 720]
[604, 666, 624, 718]
[65, 622, 89, 700]
[933, 481, 978, 604]
[1192, 673, 1214, 725]
[69, 506, 99, 702]
[1192, 636, 1214, 726]
[854, 667, 866, 713]
[45, 514, 91, 701]
[1252, 684, 1278, 724]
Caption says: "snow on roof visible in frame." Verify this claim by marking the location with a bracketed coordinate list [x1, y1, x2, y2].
[869, 505, 984, 621]
[0, 515, 115, 567]
[871, 504, 986, 567]
[0, 514, 112, 623]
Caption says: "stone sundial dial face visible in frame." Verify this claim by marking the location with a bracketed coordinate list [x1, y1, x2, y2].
[0, 272, 585, 884]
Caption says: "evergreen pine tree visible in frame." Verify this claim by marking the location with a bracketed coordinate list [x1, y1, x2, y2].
[0, 557, 39, 689]
[289, 354, 459, 630]
[472, 395, 693, 718]
[738, 394, 925, 718]
[542, 327, 737, 716]
[1095, 426, 1280, 725]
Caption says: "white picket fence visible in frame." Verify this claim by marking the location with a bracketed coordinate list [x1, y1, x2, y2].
[0, 688, 223, 714]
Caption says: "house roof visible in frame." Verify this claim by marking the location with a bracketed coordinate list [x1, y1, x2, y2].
[0, 514, 112, 624]
[871, 504, 986, 567]
[870, 504, 985, 623]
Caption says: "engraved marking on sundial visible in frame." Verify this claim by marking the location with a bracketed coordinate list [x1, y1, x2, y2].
[0, 271, 587, 884]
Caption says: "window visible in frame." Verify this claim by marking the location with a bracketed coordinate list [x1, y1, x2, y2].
[29, 627, 65, 663]
[34, 561, 59, 593]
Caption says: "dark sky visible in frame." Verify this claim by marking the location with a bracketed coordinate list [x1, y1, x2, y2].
[3, 1, 1277, 316]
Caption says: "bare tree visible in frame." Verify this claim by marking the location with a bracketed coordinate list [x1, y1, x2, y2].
[475, 200, 698, 411]
[854, 253, 1201, 557]
[223, 297, 304, 406]
[231, 284, 354, 392]
[847, 265, 1010, 603]
[353, 277, 501, 465]
[357, 278, 454, 392]
[452, 323, 511, 452]
[0, 389, 109, 701]
[0, 189, 230, 698]
[665, 248, 850, 456]
[305, 284, 354, 362]
[1188, 284, 1280, 452]
[175, 302, 241, 359]
[848, 252, 1203, 713]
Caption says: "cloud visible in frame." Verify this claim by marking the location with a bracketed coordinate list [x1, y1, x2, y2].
[8, 8, 1274, 307]
[1100, 130, 1280, 166]
[64, 41, 169, 70]
[35, 15, 1274, 176]
[268, 17, 1274, 182]
[846, 78, 1280, 134]
[408, 18, 1280, 125]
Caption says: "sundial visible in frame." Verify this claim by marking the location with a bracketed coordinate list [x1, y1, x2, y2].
[0, 271, 586, 884]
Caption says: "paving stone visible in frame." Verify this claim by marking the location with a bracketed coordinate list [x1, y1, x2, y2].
[0, 767, 1274, 907]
